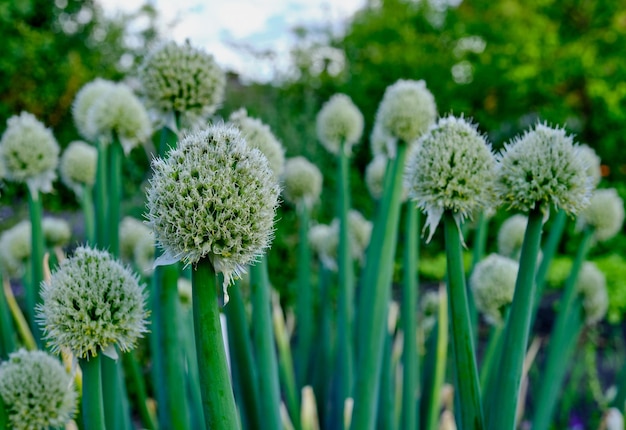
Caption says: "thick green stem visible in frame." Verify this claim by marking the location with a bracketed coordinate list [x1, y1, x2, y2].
[295, 203, 313, 388]
[421, 285, 448, 430]
[488, 206, 544, 430]
[531, 227, 593, 430]
[250, 256, 282, 430]
[312, 266, 333, 430]
[274, 296, 301, 429]
[26, 189, 43, 345]
[225, 284, 263, 430]
[468, 212, 489, 338]
[443, 211, 484, 430]
[401, 202, 419, 430]
[479, 323, 505, 404]
[377, 327, 396, 430]
[94, 140, 108, 248]
[81, 185, 96, 245]
[123, 351, 157, 429]
[531, 209, 567, 327]
[0, 274, 16, 358]
[181, 299, 206, 430]
[81, 355, 106, 430]
[334, 146, 354, 422]
[107, 139, 123, 256]
[351, 144, 408, 430]
[192, 258, 240, 430]
[102, 351, 129, 430]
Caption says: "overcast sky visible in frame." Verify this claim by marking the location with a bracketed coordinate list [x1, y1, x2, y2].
[100, 0, 365, 81]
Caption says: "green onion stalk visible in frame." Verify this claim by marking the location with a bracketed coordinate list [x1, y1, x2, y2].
[250, 256, 282, 430]
[0, 393, 7, 430]
[443, 211, 484, 430]
[351, 144, 408, 430]
[192, 257, 240, 429]
[151, 122, 192, 430]
[487, 206, 544, 430]
[94, 139, 109, 247]
[531, 226, 594, 430]
[468, 212, 489, 337]
[81, 184, 96, 244]
[3, 279, 36, 351]
[26, 188, 44, 345]
[0, 273, 16, 358]
[420, 285, 448, 430]
[376, 325, 396, 430]
[80, 354, 107, 430]
[294, 202, 313, 389]
[401, 202, 419, 430]
[332, 144, 355, 425]
[225, 283, 262, 430]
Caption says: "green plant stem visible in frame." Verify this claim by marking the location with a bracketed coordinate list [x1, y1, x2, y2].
[351, 144, 408, 430]
[107, 138, 123, 256]
[250, 256, 282, 430]
[225, 284, 263, 430]
[123, 350, 156, 429]
[192, 257, 240, 430]
[312, 265, 333, 430]
[26, 188, 43, 345]
[479, 322, 505, 404]
[81, 185, 96, 245]
[468, 212, 489, 337]
[443, 211, 484, 430]
[401, 202, 419, 430]
[421, 286, 448, 430]
[377, 327, 396, 430]
[531, 227, 593, 430]
[181, 299, 206, 430]
[94, 139, 108, 247]
[488, 206, 544, 430]
[80, 355, 106, 430]
[101, 352, 128, 430]
[531, 209, 567, 326]
[274, 296, 301, 429]
[334, 147, 354, 423]
[295, 203, 313, 389]
[0, 392, 7, 430]
[3, 278, 35, 351]
[0, 274, 16, 359]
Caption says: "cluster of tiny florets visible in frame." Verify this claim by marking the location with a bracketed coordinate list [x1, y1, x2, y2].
[0, 220, 31, 278]
[72, 79, 117, 141]
[0, 349, 77, 430]
[0, 111, 59, 193]
[365, 154, 388, 200]
[578, 144, 602, 188]
[119, 216, 153, 261]
[134, 232, 156, 277]
[370, 122, 396, 158]
[575, 261, 608, 325]
[308, 223, 339, 271]
[43, 217, 72, 247]
[59, 140, 97, 196]
[576, 188, 624, 242]
[347, 209, 372, 263]
[495, 123, 593, 214]
[470, 254, 519, 326]
[282, 156, 323, 209]
[497, 214, 528, 259]
[229, 108, 285, 177]
[316, 94, 364, 155]
[405, 115, 496, 241]
[374, 79, 437, 146]
[146, 124, 280, 285]
[38, 246, 148, 359]
[139, 40, 225, 120]
[86, 83, 151, 153]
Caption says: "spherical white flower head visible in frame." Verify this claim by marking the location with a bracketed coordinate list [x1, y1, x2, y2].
[0, 349, 77, 430]
[308, 223, 338, 271]
[470, 253, 519, 326]
[374, 79, 437, 147]
[405, 115, 496, 242]
[316, 94, 364, 155]
[370, 121, 396, 158]
[139, 40, 225, 120]
[576, 188, 624, 242]
[86, 83, 151, 154]
[134, 232, 155, 277]
[72, 78, 117, 141]
[605, 408, 624, 430]
[575, 261, 608, 325]
[0, 220, 31, 278]
[347, 209, 372, 263]
[365, 154, 388, 200]
[0, 111, 59, 194]
[146, 124, 280, 287]
[43, 217, 72, 247]
[495, 123, 592, 215]
[38, 246, 148, 359]
[60, 140, 97, 196]
[578, 144, 602, 188]
[229, 108, 285, 177]
[497, 214, 528, 259]
[119, 216, 153, 261]
[282, 156, 323, 209]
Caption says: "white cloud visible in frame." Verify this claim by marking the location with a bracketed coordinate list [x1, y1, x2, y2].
[99, 0, 366, 81]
